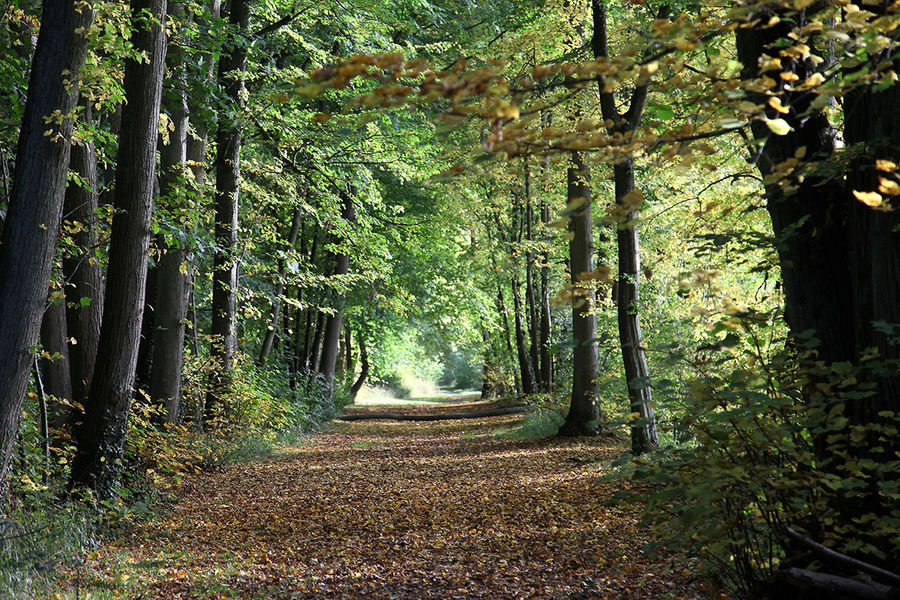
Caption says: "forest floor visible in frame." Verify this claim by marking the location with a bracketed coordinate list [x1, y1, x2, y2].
[66, 394, 714, 600]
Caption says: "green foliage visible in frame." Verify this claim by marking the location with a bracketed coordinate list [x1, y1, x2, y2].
[628, 323, 900, 598]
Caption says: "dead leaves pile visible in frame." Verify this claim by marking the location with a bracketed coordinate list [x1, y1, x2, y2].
[76, 399, 712, 599]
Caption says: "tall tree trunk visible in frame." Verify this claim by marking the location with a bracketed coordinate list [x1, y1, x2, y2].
[497, 283, 521, 395]
[559, 153, 600, 436]
[319, 191, 355, 399]
[539, 197, 553, 391]
[38, 298, 74, 429]
[348, 337, 369, 404]
[592, 0, 658, 452]
[150, 1, 189, 423]
[257, 202, 303, 366]
[206, 0, 249, 424]
[614, 161, 658, 454]
[63, 101, 103, 407]
[511, 274, 536, 395]
[69, 0, 167, 498]
[524, 158, 541, 390]
[0, 0, 93, 488]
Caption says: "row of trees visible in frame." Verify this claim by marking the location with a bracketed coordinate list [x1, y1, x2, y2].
[0, 0, 897, 596]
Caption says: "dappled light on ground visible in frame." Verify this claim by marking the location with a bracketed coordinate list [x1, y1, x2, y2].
[80, 398, 708, 599]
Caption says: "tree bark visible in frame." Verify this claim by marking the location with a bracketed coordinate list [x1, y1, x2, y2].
[539, 197, 553, 391]
[38, 298, 74, 428]
[524, 158, 541, 390]
[592, 0, 658, 452]
[0, 0, 93, 488]
[614, 161, 658, 454]
[206, 0, 250, 424]
[511, 274, 536, 395]
[63, 101, 103, 407]
[319, 191, 356, 398]
[559, 153, 600, 436]
[69, 0, 167, 498]
[150, 0, 189, 423]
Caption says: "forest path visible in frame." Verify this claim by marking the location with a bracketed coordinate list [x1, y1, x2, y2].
[85, 396, 706, 599]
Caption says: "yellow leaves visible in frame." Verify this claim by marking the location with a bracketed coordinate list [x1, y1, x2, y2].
[878, 177, 900, 196]
[313, 112, 331, 123]
[876, 159, 898, 173]
[765, 118, 792, 136]
[853, 189, 888, 209]
[620, 189, 644, 210]
[768, 97, 790, 114]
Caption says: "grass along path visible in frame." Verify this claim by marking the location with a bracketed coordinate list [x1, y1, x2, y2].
[71, 396, 709, 599]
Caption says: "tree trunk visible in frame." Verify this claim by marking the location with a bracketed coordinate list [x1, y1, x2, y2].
[614, 161, 658, 454]
[524, 159, 541, 391]
[0, 0, 93, 488]
[592, 0, 658, 452]
[511, 274, 536, 395]
[257, 202, 303, 366]
[69, 0, 167, 498]
[497, 283, 521, 396]
[319, 191, 356, 398]
[348, 337, 369, 403]
[63, 101, 104, 408]
[206, 0, 249, 424]
[38, 298, 74, 429]
[150, 1, 189, 423]
[539, 197, 553, 392]
[559, 153, 600, 436]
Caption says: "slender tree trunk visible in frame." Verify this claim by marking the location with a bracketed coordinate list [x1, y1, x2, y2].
[539, 198, 553, 391]
[511, 274, 536, 395]
[559, 153, 600, 436]
[38, 298, 74, 428]
[497, 283, 521, 395]
[614, 161, 658, 454]
[150, 1, 189, 423]
[592, 0, 658, 452]
[69, 0, 167, 498]
[348, 338, 369, 404]
[524, 159, 542, 391]
[206, 0, 249, 424]
[257, 202, 303, 366]
[308, 311, 326, 372]
[0, 0, 93, 488]
[63, 101, 104, 407]
[319, 191, 355, 398]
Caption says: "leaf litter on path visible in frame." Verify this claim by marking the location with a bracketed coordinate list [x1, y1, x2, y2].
[78, 400, 710, 599]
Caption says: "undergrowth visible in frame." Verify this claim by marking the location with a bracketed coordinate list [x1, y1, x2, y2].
[1, 355, 342, 599]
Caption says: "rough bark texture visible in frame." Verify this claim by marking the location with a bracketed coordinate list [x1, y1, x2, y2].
[69, 0, 167, 498]
[206, 0, 249, 424]
[0, 0, 93, 487]
[559, 153, 600, 436]
[150, 0, 189, 423]
[63, 101, 104, 407]
[319, 192, 356, 398]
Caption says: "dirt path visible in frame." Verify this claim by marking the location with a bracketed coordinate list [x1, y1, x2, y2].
[84, 399, 706, 599]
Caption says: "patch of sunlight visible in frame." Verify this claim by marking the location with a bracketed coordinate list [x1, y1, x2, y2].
[354, 384, 481, 407]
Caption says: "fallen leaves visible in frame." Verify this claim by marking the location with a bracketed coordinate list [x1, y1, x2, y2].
[71, 398, 709, 599]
